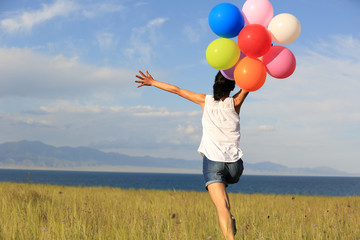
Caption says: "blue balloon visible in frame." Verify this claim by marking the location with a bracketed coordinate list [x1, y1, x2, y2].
[208, 3, 245, 38]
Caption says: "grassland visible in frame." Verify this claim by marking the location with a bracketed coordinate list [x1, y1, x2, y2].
[0, 182, 359, 240]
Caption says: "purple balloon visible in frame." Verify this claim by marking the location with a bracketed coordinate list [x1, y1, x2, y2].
[220, 52, 246, 80]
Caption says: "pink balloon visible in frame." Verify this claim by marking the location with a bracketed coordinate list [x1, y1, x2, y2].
[262, 46, 296, 79]
[242, 0, 273, 27]
[221, 52, 246, 80]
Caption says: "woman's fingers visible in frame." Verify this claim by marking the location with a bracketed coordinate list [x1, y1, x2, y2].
[135, 74, 143, 80]
[136, 70, 151, 80]
[146, 70, 152, 79]
[138, 70, 146, 77]
[135, 80, 144, 88]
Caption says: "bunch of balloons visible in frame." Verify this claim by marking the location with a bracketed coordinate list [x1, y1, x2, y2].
[206, 0, 301, 92]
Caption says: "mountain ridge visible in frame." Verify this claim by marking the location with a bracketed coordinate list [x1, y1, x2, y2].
[0, 140, 351, 176]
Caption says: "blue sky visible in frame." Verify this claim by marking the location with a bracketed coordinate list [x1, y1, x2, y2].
[0, 0, 359, 173]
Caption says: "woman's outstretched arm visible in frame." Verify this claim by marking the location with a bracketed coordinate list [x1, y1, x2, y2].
[232, 89, 249, 114]
[135, 70, 206, 108]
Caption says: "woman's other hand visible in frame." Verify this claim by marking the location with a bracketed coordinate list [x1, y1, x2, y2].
[135, 70, 154, 88]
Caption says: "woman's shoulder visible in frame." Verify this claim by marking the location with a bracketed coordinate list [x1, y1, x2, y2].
[205, 95, 234, 108]
[205, 95, 214, 102]
[224, 97, 235, 108]
[205, 95, 234, 102]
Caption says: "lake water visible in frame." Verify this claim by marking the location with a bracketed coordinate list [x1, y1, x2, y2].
[0, 169, 359, 196]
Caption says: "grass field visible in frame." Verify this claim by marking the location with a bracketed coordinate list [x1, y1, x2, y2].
[0, 182, 359, 239]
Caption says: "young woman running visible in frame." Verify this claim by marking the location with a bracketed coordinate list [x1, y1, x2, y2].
[135, 70, 249, 240]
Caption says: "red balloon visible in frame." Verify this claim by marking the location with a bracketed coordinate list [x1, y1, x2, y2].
[234, 57, 267, 92]
[237, 24, 272, 58]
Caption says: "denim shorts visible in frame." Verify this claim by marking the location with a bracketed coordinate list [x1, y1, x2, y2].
[202, 155, 244, 190]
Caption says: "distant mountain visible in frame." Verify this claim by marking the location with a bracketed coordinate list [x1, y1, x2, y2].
[0, 140, 201, 170]
[0, 140, 350, 176]
[243, 162, 349, 176]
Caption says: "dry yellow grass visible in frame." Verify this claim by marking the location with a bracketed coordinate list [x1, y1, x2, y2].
[0, 182, 359, 239]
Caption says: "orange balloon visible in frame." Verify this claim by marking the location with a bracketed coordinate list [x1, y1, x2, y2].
[234, 57, 267, 91]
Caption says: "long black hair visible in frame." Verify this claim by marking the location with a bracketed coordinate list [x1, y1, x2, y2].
[213, 71, 235, 100]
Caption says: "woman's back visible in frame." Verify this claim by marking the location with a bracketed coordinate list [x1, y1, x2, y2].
[198, 95, 243, 163]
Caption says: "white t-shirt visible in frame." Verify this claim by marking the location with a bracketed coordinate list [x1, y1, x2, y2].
[198, 95, 243, 162]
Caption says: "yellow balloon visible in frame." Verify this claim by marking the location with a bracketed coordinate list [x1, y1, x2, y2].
[206, 38, 240, 70]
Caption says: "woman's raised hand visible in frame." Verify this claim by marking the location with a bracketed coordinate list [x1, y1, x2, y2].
[135, 70, 155, 88]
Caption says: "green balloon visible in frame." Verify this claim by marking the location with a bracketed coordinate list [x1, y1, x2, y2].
[206, 38, 240, 70]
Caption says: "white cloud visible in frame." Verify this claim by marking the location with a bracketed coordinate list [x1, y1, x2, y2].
[134, 2, 149, 7]
[148, 18, 167, 27]
[38, 102, 180, 115]
[0, 0, 78, 33]
[183, 18, 208, 43]
[125, 17, 168, 63]
[313, 35, 360, 61]
[97, 3, 125, 13]
[4, 115, 52, 127]
[0, 101, 203, 160]
[258, 125, 275, 131]
[37, 101, 201, 120]
[82, 3, 125, 18]
[0, 47, 133, 99]
[39, 102, 121, 114]
[96, 33, 116, 50]
[177, 125, 196, 134]
[134, 109, 200, 117]
[0, 1, 126, 33]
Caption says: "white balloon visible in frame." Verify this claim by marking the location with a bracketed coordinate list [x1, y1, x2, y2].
[268, 13, 301, 45]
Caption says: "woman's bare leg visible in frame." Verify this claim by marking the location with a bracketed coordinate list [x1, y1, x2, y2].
[208, 182, 235, 240]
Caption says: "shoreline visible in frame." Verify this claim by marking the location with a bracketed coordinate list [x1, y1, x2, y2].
[0, 165, 202, 174]
[1, 166, 359, 177]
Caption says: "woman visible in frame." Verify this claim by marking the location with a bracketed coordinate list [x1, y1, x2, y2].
[135, 70, 249, 240]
